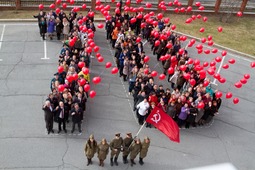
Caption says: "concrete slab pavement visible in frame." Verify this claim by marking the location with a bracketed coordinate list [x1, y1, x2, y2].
[0, 22, 254, 170]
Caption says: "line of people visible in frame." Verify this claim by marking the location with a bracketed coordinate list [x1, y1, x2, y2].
[84, 133, 150, 167]
[42, 8, 96, 135]
[105, 10, 222, 128]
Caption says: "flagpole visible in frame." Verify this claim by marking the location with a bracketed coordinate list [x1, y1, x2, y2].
[128, 121, 147, 149]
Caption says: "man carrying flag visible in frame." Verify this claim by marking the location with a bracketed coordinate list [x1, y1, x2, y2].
[146, 106, 180, 143]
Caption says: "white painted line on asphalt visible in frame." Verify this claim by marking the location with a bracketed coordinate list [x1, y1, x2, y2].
[0, 24, 5, 61]
[0, 23, 37, 26]
[41, 40, 50, 60]
[142, 40, 147, 46]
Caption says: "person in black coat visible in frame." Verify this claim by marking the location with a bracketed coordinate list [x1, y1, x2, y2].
[39, 17, 47, 40]
[70, 103, 82, 134]
[33, 10, 46, 36]
[54, 101, 68, 133]
[42, 100, 54, 134]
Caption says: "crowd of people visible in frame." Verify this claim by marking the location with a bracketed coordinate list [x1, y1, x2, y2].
[39, 7, 152, 167]
[105, 9, 222, 128]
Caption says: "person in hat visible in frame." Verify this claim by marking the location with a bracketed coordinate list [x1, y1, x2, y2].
[129, 138, 142, 166]
[97, 138, 109, 167]
[122, 133, 133, 164]
[109, 133, 123, 166]
[139, 136, 150, 165]
[84, 134, 98, 166]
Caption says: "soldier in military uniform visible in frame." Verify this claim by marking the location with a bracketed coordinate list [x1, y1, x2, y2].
[129, 138, 142, 166]
[109, 133, 123, 166]
[84, 134, 97, 166]
[139, 136, 150, 165]
[97, 138, 109, 167]
[122, 133, 133, 164]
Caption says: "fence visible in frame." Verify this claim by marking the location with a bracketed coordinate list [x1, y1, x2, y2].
[0, 0, 254, 14]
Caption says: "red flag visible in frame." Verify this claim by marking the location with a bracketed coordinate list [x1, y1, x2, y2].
[146, 106, 180, 143]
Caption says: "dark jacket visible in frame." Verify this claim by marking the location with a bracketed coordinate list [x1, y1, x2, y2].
[70, 108, 82, 123]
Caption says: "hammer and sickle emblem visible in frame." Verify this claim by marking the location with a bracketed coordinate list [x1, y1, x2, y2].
[151, 110, 161, 123]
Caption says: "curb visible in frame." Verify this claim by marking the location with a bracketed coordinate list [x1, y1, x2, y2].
[0, 18, 254, 60]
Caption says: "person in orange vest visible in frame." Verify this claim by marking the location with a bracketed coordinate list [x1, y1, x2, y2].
[111, 27, 119, 48]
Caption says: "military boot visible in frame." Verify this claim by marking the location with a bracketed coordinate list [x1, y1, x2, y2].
[131, 159, 135, 167]
[110, 158, 114, 166]
[87, 158, 90, 166]
[125, 156, 129, 163]
[139, 157, 144, 165]
[114, 157, 118, 166]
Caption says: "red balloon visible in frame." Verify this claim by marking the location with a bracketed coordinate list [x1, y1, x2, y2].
[197, 14, 202, 19]
[39, 4, 44, 10]
[210, 61, 216, 67]
[207, 68, 215, 75]
[97, 23, 104, 29]
[187, 58, 193, 65]
[56, 0, 62, 4]
[196, 44, 203, 49]
[82, 4, 87, 9]
[164, 18, 170, 24]
[222, 64, 229, 69]
[179, 48, 184, 55]
[144, 56, 150, 63]
[146, 2, 152, 8]
[189, 79, 196, 86]
[58, 85, 65, 92]
[226, 92, 233, 99]
[228, 59, 236, 64]
[111, 67, 118, 74]
[194, 65, 203, 71]
[203, 80, 210, 87]
[154, 40, 160, 47]
[218, 26, 223, 32]
[240, 78, 247, 84]
[195, 2, 201, 7]
[166, 43, 173, 49]
[151, 71, 158, 77]
[203, 16, 208, 22]
[79, 78, 86, 86]
[197, 102, 205, 109]
[179, 65, 187, 71]
[199, 27, 205, 33]
[89, 90, 97, 98]
[136, 37, 142, 43]
[221, 50, 227, 56]
[168, 67, 174, 74]
[234, 82, 242, 88]
[82, 67, 90, 75]
[215, 56, 222, 62]
[208, 41, 214, 46]
[211, 48, 218, 53]
[144, 68, 149, 75]
[215, 91, 222, 98]
[171, 56, 177, 62]
[159, 74, 166, 80]
[219, 77, 226, 84]
[250, 61, 255, 68]
[199, 70, 206, 79]
[186, 6, 192, 12]
[237, 11, 242, 17]
[214, 73, 221, 80]
[62, 3, 67, 9]
[130, 18, 137, 24]
[204, 49, 210, 54]
[198, 6, 205, 11]
[58, 66, 64, 73]
[157, 13, 163, 20]
[92, 76, 101, 84]
[77, 62, 84, 69]
[89, 42, 95, 48]
[98, 56, 104, 62]
[49, 3, 55, 9]
[72, 73, 78, 80]
[194, 59, 200, 65]
[203, 62, 209, 67]
[183, 73, 191, 80]
[185, 18, 193, 24]
[86, 47, 92, 53]
[244, 74, 250, 79]
[84, 84, 90, 92]
[70, 0, 75, 5]
[198, 49, 203, 54]
[66, 75, 73, 83]
[171, 25, 176, 30]
[233, 98, 239, 104]
[94, 46, 100, 52]
[201, 38, 206, 43]
[105, 62, 112, 68]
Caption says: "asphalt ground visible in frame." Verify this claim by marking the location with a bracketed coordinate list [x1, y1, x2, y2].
[0, 23, 254, 170]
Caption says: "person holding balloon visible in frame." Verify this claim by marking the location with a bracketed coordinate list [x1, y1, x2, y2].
[33, 10, 46, 37]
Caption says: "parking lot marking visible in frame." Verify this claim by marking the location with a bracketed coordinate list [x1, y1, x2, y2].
[41, 40, 50, 60]
[0, 24, 6, 61]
